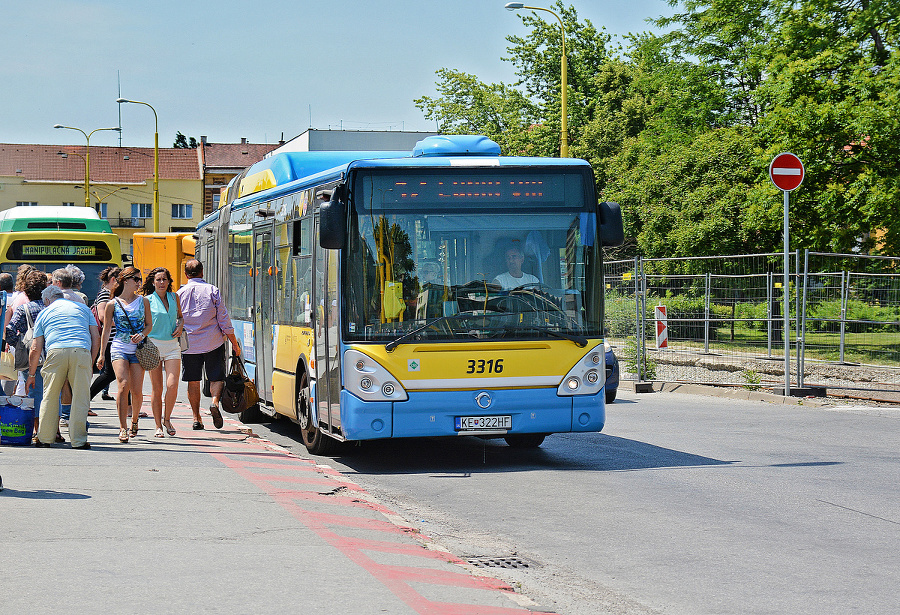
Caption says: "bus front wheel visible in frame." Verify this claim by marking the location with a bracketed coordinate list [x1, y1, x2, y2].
[504, 434, 546, 448]
[297, 372, 334, 455]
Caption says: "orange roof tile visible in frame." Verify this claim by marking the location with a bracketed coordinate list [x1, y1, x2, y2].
[0, 144, 202, 183]
[201, 142, 279, 171]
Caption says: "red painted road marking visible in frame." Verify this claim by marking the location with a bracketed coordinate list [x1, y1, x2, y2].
[189, 437, 548, 614]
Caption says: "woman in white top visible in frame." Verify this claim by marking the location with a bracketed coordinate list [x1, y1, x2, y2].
[140, 268, 184, 438]
[97, 267, 152, 443]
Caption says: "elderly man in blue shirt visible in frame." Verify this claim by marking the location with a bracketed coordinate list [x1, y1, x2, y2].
[26, 285, 100, 449]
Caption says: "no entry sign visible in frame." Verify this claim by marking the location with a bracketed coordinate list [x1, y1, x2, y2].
[769, 153, 804, 192]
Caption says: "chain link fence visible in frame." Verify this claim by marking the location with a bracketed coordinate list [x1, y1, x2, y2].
[604, 252, 900, 395]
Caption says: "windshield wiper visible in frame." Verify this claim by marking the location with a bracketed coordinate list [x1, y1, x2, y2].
[386, 314, 463, 352]
[502, 325, 588, 347]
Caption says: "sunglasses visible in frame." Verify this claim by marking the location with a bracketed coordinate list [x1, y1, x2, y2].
[127, 276, 142, 283]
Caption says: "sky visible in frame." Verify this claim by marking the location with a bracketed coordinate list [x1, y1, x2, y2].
[2, 0, 674, 149]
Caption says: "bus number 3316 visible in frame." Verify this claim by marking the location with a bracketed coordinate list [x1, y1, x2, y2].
[467, 359, 504, 374]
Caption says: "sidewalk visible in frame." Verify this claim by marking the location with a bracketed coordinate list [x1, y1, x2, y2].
[1, 386, 544, 615]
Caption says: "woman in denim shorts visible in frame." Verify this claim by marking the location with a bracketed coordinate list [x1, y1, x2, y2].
[141, 268, 184, 438]
[97, 267, 152, 443]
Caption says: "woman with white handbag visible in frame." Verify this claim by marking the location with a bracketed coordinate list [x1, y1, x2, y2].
[141, 268, 184, 438]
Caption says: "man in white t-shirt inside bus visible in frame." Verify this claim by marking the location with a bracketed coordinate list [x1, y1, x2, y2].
[493, 243, 540, 290]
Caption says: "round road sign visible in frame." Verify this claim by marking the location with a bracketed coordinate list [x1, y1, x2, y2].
[769, 153, 804, 192]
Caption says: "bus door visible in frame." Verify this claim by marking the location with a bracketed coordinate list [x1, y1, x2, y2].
[252, 222, 275, 403]
[312, 218, 342, 436]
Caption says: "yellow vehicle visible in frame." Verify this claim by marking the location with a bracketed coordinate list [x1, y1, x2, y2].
[132, 232, 195, 290]
[0, 206, 122, 300]
[196, 135, 624, 454]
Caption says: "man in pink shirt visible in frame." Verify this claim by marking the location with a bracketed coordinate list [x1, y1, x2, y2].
[177, 260, 241, 430]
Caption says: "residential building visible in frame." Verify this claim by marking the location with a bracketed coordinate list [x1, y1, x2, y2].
[0, 143, 202, 257]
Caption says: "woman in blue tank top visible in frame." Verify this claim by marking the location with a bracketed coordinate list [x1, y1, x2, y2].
[141, 268, 184, 438]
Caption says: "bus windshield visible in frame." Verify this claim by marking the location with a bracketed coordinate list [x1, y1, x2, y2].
[343, 167, 604, 344]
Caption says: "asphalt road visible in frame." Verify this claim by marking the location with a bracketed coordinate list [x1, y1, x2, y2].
[249, 388, 900, 615]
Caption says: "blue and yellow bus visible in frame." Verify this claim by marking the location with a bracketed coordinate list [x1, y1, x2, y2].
[196, 135, 623, 453]
[0, 206, 123, 300]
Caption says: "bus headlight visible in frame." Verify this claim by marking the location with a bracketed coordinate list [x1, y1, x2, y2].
[343, 349, 408, 402]
[557, 345, 607, 396]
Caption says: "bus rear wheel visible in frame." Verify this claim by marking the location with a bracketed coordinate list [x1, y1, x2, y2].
[504, 434, 546, 448]
[297, 372, 334, 455]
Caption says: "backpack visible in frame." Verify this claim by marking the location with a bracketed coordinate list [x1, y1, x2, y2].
[14, 307, 36, 371]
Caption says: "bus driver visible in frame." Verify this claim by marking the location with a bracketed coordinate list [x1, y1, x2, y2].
[493, 243, 539, 290]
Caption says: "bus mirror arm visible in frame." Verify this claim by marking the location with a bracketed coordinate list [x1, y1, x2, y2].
[599, 201, 624, 247]
[319, 185, 348, 250]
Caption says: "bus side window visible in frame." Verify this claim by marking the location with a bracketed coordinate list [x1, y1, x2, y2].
[294, 218, 312, 256]
[276, 247, 292, 324]
[228, 231, 252, 320]
[296, 255, 312, 325]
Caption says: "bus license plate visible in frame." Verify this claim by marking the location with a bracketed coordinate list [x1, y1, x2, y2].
[455, 415, 512, 432]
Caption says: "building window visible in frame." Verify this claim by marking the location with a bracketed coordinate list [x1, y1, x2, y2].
[97, 203, 108, 218]
[62, 202, 75, 207]
[131, 203, 152, 218]
[16, 201, 38, 207]
[213, 193, 221, 209]
[172, 203, 193, 219]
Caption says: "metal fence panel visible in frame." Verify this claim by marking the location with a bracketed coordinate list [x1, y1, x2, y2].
[604, 251, 900, 393]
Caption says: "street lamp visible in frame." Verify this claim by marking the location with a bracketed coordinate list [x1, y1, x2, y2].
[505, 2, 568, 157]
[53, 124, 122, 207]
[77, 185, 128, 214]
[116, 98, 159, 232]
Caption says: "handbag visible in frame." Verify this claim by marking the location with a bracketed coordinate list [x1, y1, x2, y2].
[136, 338, 161, 371]
[221, 353, 259, 414]
[116, 299, 161, 371]
[0, 352, 16, 381]
[178, 330, 190, 352]
[14, 307, 36, 371]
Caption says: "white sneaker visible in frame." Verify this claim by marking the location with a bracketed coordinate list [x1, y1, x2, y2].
[59, 418, 68, 428]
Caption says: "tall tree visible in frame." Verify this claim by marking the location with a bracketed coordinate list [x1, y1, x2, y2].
[173, 131, 199, 148]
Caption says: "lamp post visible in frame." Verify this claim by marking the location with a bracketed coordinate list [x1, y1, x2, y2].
[505, 2, 568, 157]
[78, 185, 129, 214]
[116, 98, 159, 232]
[53, 125, 122, 207]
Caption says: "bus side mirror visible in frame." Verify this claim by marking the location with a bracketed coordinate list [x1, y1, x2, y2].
[319, 184, 347, 250]
[599, 201, 624, 247]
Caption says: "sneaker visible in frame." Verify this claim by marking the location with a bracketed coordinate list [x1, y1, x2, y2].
[101, 393, 114, 401]
[59, 418, 68, 428]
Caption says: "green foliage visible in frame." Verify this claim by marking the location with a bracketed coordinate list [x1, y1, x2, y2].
[624, 336, 657, 380]
[741, 369, 762, 390]
[173, 131, 198, 148]
[806, 298, 900, 333]
[415, 1, 899, 259]
[604, 289, 636, 336]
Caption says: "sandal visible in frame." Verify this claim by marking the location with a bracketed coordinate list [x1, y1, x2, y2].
[130, 420, 139, 438]
[165, 421, 176, 436]
[209, 404, 223, 429]
[192, 421, 204, 430]
[154, 428, 165, 438]
[118, 428, 129, 443]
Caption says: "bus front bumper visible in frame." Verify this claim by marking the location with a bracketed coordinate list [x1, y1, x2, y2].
[340, 387, 606, 441]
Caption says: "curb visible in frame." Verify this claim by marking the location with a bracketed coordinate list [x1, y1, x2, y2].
[636, 381, 830, 406]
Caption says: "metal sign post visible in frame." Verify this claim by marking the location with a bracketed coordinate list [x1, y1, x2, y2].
[769, 153, 805, 396]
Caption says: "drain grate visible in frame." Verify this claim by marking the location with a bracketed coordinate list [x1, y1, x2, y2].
[466, 555, 536, 569]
